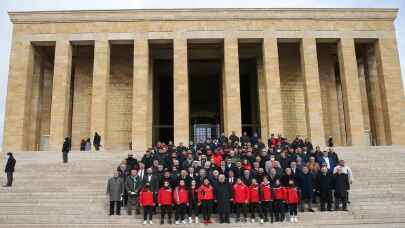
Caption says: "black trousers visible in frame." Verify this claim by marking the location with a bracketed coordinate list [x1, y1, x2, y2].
[273, 200, 285, 221]
[235, 203, 248, 219]
[188, 202, 199, 217]
[335, 192, 348, 210]
[6, 172, 13, 186]
[288, 203, 298, 216]
[127, 196, 140, 215]
[320, 191, 332, 211]
[250, 202, 263, 219]
[109, 201, 121, 215]
[201, 200, 213, 220]
[143, 206, 153, 220]
[161, 205, 172, 221]
[261, 201, 274, 222]
[175, 203, 187, 221]
[62, 152, 68, 163]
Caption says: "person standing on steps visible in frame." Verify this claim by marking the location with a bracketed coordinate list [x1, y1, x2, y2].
[61, 137, 71, 163]
[106, 170, 124, 216]
[3, 152, 16, 187]
[93, 132, 101, 151]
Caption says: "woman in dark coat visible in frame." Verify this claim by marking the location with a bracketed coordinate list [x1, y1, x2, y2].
[62, 137, 71, 163]
[333, 167, 350, 211]
[316, 166, 333, 211]
[214, 174, 233, 223]
[298, 166, 315, 212]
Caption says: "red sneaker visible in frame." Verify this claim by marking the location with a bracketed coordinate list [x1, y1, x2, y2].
[203, 220, 208, 225]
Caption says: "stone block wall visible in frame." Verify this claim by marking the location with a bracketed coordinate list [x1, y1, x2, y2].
[279, 43, 308, 141]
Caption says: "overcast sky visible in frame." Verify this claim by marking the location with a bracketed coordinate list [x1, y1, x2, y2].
[0, 0, 404, 150]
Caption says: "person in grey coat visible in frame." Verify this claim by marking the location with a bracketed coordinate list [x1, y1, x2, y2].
[107, 170, 124, 215]
[126, 169, 143, 215]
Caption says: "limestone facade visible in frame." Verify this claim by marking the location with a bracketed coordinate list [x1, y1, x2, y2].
[3, 8, 405, 152]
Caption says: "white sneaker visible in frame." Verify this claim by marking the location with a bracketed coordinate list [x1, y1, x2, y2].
[175, 221, 180, 225]
[260, 219, 264, 224]
[143, 220, 147, 225]
[251, 218, 255, 223]
[188, 217, 192, 224]
[195, 217, 199, 224]
[149, 220, 153, 225]
[182, 220, 187, 224]
[295, 217, 298, 223]
[290, 217, 294, 222]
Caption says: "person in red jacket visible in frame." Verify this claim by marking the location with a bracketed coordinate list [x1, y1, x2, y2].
[174, 180, 189, 224]
[273, 179, 286, 222]
[249, 178, 264, 223]
[286, 180, 299, 223]
[157, 180, 173, 224]
[198, 178, 215, 224]
[213, 149, 223, 167]
[260, 176, 274, 223]
[233, 178, 249, 223]
[139, 183, 155, 225]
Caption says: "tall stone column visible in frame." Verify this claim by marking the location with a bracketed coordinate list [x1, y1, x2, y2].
[256, 54, 268, 141]
[173, 39, 190, 145]
[375, 37, 405, 145]
[49, 39, 73, 151]
[132, 38, 151, 151]
[262, 38, 284, 136]
[3, 39, 34, 152]
[90, 39, 110, 149]
[222, 37, 242, 136]
[300, 38, 326, 147]
[337, 38, 365, 146]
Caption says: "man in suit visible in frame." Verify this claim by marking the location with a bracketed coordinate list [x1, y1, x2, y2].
[126, 169, 143, 215]
[317, 151, 335, 173]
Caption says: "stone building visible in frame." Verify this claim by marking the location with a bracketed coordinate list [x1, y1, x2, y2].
[3, 8, 405, 152]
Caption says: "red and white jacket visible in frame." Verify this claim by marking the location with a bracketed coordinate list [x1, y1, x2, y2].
[249, 183, 260, 203]
[198, 184, 215, 202]
[174, 186, 189, 205]
[233, 182, 249, 204]
[285, 187, 299, 204]
[273, 186, 286, 201]
[158, 187, 173, 205]
[139, 189, 154, 206]
[260, 183, 273, 202]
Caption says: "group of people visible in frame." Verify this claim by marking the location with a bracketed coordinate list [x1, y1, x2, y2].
[61, 132, 102, 163]
[106, 132, 353, 225]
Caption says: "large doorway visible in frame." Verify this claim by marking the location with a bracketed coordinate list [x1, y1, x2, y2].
[188, 40, 222, 142]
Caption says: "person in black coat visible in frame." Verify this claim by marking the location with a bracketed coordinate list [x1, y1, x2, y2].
[214, 174, 233, 223]
[333, 167, 350, 211]
[4, 152, 16, 187]
[93, 132, 101, 151]
[316, 166, 333, 211]
[62, 137, 71, 163]
[298, 166, 315, 212]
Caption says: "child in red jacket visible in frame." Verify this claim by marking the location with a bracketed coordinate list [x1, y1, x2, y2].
[249, 178, 264, 223]
[198, 178, 215, 224]
[139, 183, 155, 225]
[158, 180, 173, 224]
[260, 176, 274, 223]
[286, 180, 299, 223]
[273, 179, 286, 222]
[174, 180, 189, 224]
[233, 178, 249, 223]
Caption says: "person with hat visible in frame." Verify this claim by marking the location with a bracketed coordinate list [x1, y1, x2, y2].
[3, 152, 16, 187]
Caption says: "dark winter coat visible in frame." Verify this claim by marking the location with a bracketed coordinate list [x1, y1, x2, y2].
[107, 176, 124, 201]
[215, 182, 233, 213]
[299, 172, 315, 199]
[333, 173, 350, 198]
[62, 138, 71, 153]
[5, 155, 16, 173]
[316, 172, 333, 199]
[125, 175, 143, 197]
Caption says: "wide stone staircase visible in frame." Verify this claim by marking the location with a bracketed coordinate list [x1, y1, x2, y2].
[0, 146, 405, 227]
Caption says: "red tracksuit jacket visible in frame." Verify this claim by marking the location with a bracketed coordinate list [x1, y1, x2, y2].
[233, 182, 249, 203]
[285, 187, 299, 204]
[249, 183, 260, 203]
[158, 187, 173, 205]
[273, 186, 286, 201]
[140, 189, 154, 206]
[198, 184, 215, 202]
[174, 186, 189, 205]
[260, 183, 273, 202]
